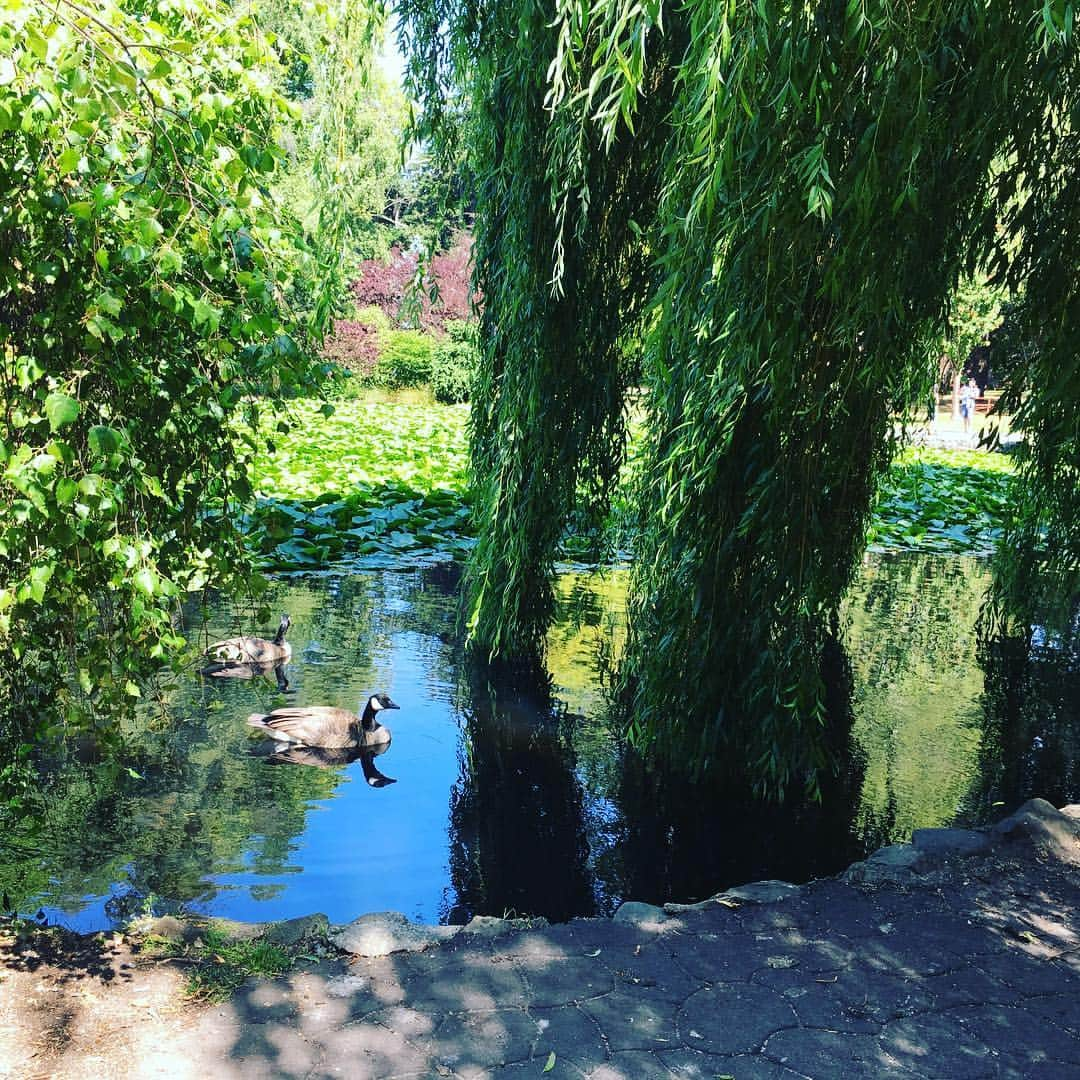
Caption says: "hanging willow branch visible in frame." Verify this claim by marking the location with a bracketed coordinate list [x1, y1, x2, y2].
[400, 0, 676, 662]
[399, 0, 1080, 793]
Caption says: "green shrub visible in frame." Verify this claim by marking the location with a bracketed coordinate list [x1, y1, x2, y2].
[375, 330, 436, 388]
[431, 321, 479, 403]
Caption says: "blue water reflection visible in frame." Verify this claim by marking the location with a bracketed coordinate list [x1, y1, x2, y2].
[12, 554, 1078, 932]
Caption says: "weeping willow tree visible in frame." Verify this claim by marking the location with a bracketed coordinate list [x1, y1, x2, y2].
[399, 0, 1080, 794]
[399, 0, 678, 661]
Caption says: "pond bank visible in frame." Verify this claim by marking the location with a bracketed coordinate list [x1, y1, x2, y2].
[2, 797, 1079, 1079]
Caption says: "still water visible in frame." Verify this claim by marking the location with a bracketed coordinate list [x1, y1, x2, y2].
[5, 554, 1078, 931]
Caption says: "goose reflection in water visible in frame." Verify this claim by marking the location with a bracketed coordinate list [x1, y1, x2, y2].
[201, 660, 293, 693]
[255, 742, 397, 787]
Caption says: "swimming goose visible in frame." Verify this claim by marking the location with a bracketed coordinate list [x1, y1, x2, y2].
[206, 614, 292, 664]
[246, 692, 400, 749]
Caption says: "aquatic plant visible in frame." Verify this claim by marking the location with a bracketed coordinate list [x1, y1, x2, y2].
[245, 402, 1014, 569]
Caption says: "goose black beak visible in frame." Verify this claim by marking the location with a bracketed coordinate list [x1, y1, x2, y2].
[386, 701, 401, 710]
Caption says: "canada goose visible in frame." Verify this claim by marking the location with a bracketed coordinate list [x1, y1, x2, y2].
[206, 614, 292, 665]
[246, 692, 400, 749]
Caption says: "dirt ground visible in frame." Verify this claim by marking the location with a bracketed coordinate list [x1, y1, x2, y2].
[0, 928, 197, 1080]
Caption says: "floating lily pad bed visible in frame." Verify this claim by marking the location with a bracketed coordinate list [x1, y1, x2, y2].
[869, 448, 1015, 555]
[245, 486, 476, 569]
[244, 403, 1017, 570]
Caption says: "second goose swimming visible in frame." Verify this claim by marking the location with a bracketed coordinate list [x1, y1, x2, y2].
[246, 692, 400, 749]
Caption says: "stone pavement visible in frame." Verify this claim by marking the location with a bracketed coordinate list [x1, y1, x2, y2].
[4, 799, 1080, 1079]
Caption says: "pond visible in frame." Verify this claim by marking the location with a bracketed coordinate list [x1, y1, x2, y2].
[3, 553, 1077, 931]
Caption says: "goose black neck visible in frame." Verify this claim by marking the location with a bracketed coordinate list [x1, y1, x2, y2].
[273, 622, 288, 645]
[360, 701, 379, 732]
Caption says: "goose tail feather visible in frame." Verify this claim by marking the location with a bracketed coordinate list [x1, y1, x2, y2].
[246, 713, 270, 728]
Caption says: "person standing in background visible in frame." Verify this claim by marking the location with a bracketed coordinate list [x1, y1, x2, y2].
[959, 376, 980, 436]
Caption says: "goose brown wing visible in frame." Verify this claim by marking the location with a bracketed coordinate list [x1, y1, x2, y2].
[260, 706, 356, 747]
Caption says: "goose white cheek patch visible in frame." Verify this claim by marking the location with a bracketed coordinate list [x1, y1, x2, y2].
[369, 697, 383, 712]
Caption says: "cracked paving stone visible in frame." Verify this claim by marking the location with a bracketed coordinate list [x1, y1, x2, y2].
[1016, 992, 1080, 1037]
[529, 1004, 608, 1068]
[787, 881, 896, 936]
[500, 920, 642, 959]
[289, 996, 356, 1037]
[880, 1009, 1023, 1079]
[588, 1049, 675, 1078]
[677, 983, 798, 1055]
[954, 1002, 1080, 1068]
[973, 949, 1080, 997]
[398, 957, 530, 1012]
[231, 980, 302, 1025]
[662, 1049, 811, 1079]
[917, 963, 1018, 1010]
[431, 1007, 539, 1071]
[853, 937, 966, 980]
[873, 911, 1010, 962]
[667, 934, 777, 984]
[335, 957, 410, 1009]
[756, 971, 880, 1035]
[365, 1005, 439, 1041]
[580, 987, 680, 1052]
[316, 1019, 434, 1077]
[827, 967, 940, 1024]
[515, 955, 617, 1007]
[221, 1025, 321, 1077]
[606, 950, 703, 1003]
[763, 1027, 913, 1079]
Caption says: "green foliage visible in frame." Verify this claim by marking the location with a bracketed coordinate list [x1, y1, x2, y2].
[275, 0, 395, 331]
[0, 0, 318, 739]
[430, 321, 479, 403]
[183, 929, 293, 1003]
[374, 330, 435, 388]
[142, 926, 293, 1003]
[402, 0, 1079, 794]
[935, 278, 1008, 381]
[871, 450, 1016, 555]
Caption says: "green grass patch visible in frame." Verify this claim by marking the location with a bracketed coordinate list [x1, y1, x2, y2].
[245, 402, 1016, 569]
[142, 928, 293, 1004]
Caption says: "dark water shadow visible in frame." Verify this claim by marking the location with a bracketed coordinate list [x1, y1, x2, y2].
[446, 663, 596, 923]
[607, 632, 865, 905]
[972, 603, 1080, 817]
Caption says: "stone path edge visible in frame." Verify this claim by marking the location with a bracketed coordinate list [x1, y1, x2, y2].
[126, 797, 1080, 959]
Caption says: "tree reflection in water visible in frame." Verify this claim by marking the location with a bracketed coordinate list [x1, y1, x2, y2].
[446, 665, 595, 923]
[608, 631, 864, 907]
[975, 601, 1080, 815]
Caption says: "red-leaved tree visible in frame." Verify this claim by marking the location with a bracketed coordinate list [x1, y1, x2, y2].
[351, 231, 475, 331]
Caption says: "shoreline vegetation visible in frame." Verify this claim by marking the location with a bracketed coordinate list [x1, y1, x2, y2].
[242, 394, 1016, 572]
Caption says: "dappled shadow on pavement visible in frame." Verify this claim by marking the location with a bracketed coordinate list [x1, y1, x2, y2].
[4, 831, 1080, 1078]
[169, 846, 1080, 1079]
